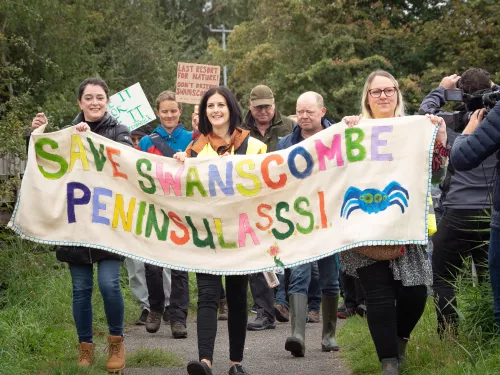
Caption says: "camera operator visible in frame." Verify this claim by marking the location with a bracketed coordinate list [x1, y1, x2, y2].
[419, 68, 497, 336]
[450, 99, 500, 334]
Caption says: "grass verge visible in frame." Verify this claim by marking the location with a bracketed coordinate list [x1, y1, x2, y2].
[338, 299, 500, 375]
[128, 347, 184, 367]
[0, 232, 182, 374]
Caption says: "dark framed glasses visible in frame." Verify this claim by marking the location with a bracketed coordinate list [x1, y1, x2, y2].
[368, 87, 397, 98]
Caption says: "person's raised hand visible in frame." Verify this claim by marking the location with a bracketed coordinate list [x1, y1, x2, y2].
[343, 115, 362, 128]
[31, 113, 48, 130]
[462, 109, 485, 135]
[425, 114, 447, 146]
[75, 122, 90, 132]
[440, 74, 461, 89]
[174, 151, 187, 163]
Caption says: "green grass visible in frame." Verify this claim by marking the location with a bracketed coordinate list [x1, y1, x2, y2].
[12, 225, 500, 375]
[188, 270, 198, 312]
[128, 347, 183, 367]
[0, 232, 182, 374]
[338, 299, 500, 375]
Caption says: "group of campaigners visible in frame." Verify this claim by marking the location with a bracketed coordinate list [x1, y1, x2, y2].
[29, 66, 500, 375]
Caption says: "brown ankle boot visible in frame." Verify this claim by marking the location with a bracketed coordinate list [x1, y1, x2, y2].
[78, 342, 94, 366]
[106, 335, 125, 373]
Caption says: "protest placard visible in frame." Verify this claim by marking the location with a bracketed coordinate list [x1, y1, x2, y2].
[9, 117, 437, 274]
[176, 62, 221, 104]
[107, 83, 156, 131]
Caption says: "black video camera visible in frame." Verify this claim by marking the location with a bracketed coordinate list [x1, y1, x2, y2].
[439, 89, 500, 132]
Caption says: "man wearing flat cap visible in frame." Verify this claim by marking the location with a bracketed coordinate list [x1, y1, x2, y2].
[242, 85, 294, 152]
[241, 85, 294, 332]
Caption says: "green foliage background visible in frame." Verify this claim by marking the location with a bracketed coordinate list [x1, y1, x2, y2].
[2, 0, 499, 126]
[0, 0, 499, 185]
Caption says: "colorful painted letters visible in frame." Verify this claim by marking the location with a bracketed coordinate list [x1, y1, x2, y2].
[34, 124, 398, 250]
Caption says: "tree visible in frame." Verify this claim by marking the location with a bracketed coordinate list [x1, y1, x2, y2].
[214, 0, 395, 119]
[206, 0, 498, 118]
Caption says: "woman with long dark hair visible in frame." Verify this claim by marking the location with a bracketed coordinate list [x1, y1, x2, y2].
[175, 87, 266, 375]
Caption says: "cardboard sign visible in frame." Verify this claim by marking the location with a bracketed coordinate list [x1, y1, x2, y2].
[9, 117, 437, 275]
[175, 62, 221, 104]
[107, 83, 156, 131]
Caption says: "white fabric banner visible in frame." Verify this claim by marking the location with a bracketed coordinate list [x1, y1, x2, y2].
[9, 116, 436, 274]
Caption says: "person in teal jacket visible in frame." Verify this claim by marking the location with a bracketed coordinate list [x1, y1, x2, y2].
[136, 90, 192, 339]
[138, 90, 192, 154]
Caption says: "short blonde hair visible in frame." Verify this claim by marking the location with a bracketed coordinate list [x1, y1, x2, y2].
[361, 70, 405, 119]
[155, 90, 182, 110]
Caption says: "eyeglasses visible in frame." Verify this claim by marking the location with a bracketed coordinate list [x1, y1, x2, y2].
[368, 87, 397, 98]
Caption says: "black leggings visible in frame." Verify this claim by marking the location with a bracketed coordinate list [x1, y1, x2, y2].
[196, 273, 248, 363]
[432, 209, 489, 333]
[357, 261, 427, 361]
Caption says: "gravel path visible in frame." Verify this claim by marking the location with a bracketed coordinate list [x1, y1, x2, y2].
[124, 316, 351, 375]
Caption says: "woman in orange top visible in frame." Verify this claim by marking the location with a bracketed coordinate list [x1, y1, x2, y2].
[176, 87, 265, 375]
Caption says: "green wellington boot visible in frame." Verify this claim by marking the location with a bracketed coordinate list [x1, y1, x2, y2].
[321, 295, 340, 352]
[285, 293, 308, 357]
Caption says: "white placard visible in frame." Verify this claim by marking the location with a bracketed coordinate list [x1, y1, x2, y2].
[107, 83, 156, 131]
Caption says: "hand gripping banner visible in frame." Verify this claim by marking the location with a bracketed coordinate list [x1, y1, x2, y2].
[8, 117, 437, 275]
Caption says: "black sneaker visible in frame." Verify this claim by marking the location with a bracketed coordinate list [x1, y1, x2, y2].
[247, 315, 276, 331]
[187, 361, 213, 375]
[135, 309, 148, 325]
[163, 308, 170, 323]
[228, 364, 248, 374]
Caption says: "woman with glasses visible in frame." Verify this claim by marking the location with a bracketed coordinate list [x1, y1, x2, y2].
[341, 70, 447, 375]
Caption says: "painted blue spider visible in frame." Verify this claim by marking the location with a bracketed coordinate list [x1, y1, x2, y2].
[340, 181, 409, 219]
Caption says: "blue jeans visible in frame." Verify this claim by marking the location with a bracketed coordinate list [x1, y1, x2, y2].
[69, 260, 124, 343]
[276, 262, 322, 311]
[289, 255, 340, 298]
[276, 273, 287, 305]
[489, 227, 500, 333]
[308, 262, 322, 311]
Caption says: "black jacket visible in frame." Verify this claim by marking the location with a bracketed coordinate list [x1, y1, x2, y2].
[56, 112, 133, 264]
[70, 111, 133, 145]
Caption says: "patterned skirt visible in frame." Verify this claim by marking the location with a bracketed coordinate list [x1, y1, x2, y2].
[339, 244, 432, 287]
